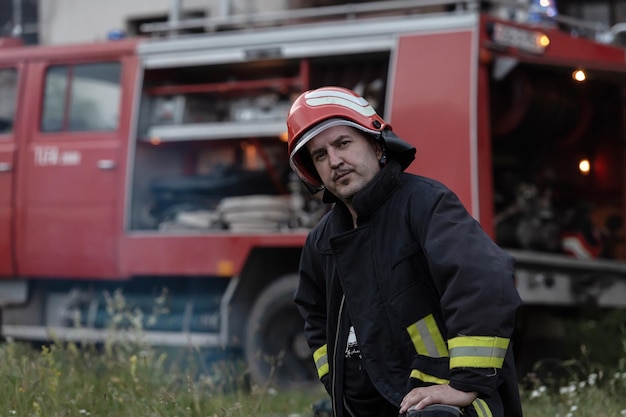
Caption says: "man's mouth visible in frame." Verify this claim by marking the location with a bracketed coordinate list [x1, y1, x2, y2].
[333, 170, 351, 182]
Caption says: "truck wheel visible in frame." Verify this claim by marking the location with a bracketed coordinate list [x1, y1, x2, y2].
[245, 274, 318, 389]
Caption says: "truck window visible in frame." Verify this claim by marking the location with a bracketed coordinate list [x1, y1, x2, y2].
[0, 68, 17, 135]
[41, 62, 121, 132]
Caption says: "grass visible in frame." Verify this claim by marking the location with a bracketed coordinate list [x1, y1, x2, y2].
[0, 340, 327, 417]
[0, 338, 625, 417]
[519, 309, 626, 416]
[1, 296, 624, 416]
[521, 367, 626, 416]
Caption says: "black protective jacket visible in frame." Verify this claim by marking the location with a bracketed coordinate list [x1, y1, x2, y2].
[294, 160, 523, 417]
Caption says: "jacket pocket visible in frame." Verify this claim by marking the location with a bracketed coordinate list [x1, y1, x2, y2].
[390, 242, 440, 301]
[391, 242, 422, 268]
[405, 313, 451, 390]
[388, 258, 441, 330]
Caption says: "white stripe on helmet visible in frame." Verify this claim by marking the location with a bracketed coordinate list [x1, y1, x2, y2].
[304, 90, 376, 117]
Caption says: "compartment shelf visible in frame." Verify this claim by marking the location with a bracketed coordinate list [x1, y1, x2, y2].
[144, 76, 303, 96]
[143, 120, 288, 142]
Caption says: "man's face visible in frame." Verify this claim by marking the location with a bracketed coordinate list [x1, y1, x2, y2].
[306, 125, 382, 203]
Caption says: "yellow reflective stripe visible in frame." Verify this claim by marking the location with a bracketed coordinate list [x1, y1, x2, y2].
[406, 314, 449, 358]
[472, 398, 492, 417]
[409, 369, 450, 385]
[448, 336, 509, 369]
[313, 344, 329, 379]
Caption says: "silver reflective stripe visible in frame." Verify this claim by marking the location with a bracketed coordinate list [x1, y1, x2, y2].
[313, 344, 329, 378]
[316, 353, 328, 370]
[472, 398, 492, 417]
[448, 336, 509, 369]
[449, 346, 508, 360]
[406, 314, 449, 358]
[415, 318, 442, 357]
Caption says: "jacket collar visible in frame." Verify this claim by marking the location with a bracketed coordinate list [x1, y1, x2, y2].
[322, 160, 402, 223]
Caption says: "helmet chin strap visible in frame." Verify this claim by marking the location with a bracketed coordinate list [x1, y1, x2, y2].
[303, 181, 324, 194]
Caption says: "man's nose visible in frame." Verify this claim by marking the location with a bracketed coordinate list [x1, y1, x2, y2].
[328, 149, 343, 167]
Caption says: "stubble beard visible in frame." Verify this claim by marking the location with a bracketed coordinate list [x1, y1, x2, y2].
[333, 176, 365, 203]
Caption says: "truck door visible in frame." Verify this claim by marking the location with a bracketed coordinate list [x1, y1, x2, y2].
[16, 56, 135, 278]
[0, 66, 19, 276]
[388, 24, 479, 217]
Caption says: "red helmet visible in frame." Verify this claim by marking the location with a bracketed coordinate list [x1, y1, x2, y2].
[287, 86, 389, 190]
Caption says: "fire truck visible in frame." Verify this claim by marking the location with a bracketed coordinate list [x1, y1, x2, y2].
[1, 0, 625, 387]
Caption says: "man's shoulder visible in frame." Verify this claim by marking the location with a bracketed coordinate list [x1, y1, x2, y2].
[399, 173, 451, 194]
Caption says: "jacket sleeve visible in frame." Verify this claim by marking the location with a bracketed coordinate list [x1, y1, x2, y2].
[293, 230, 331, 393]
[410, 183, 522, 395]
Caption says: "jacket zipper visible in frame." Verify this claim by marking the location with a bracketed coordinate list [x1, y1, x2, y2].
[331, 294, 346, 417]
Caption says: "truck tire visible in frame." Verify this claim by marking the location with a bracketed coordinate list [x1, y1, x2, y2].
[245, 274, 318, 389]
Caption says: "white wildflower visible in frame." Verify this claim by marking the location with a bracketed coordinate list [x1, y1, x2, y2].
[560, 383, 576, 395]
[530, 384, 547, 398]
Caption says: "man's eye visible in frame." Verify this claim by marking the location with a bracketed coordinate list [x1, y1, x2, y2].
[313, 153, 326, 162]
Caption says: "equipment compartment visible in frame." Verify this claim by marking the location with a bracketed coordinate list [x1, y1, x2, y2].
[130, 52, 389, 231]
[490, 63, 626, 260]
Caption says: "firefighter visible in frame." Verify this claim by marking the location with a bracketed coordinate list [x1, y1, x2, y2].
[288, 86, 523, 417]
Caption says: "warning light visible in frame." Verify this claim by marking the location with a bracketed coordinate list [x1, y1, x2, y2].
[579, 158, 591, 175]
[279, 131, 289, 142]
[538, 34, 550, 48]
[217, 260, 235, 277]
[150, 137, 162, 146]
[573, 69, 586, 82]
